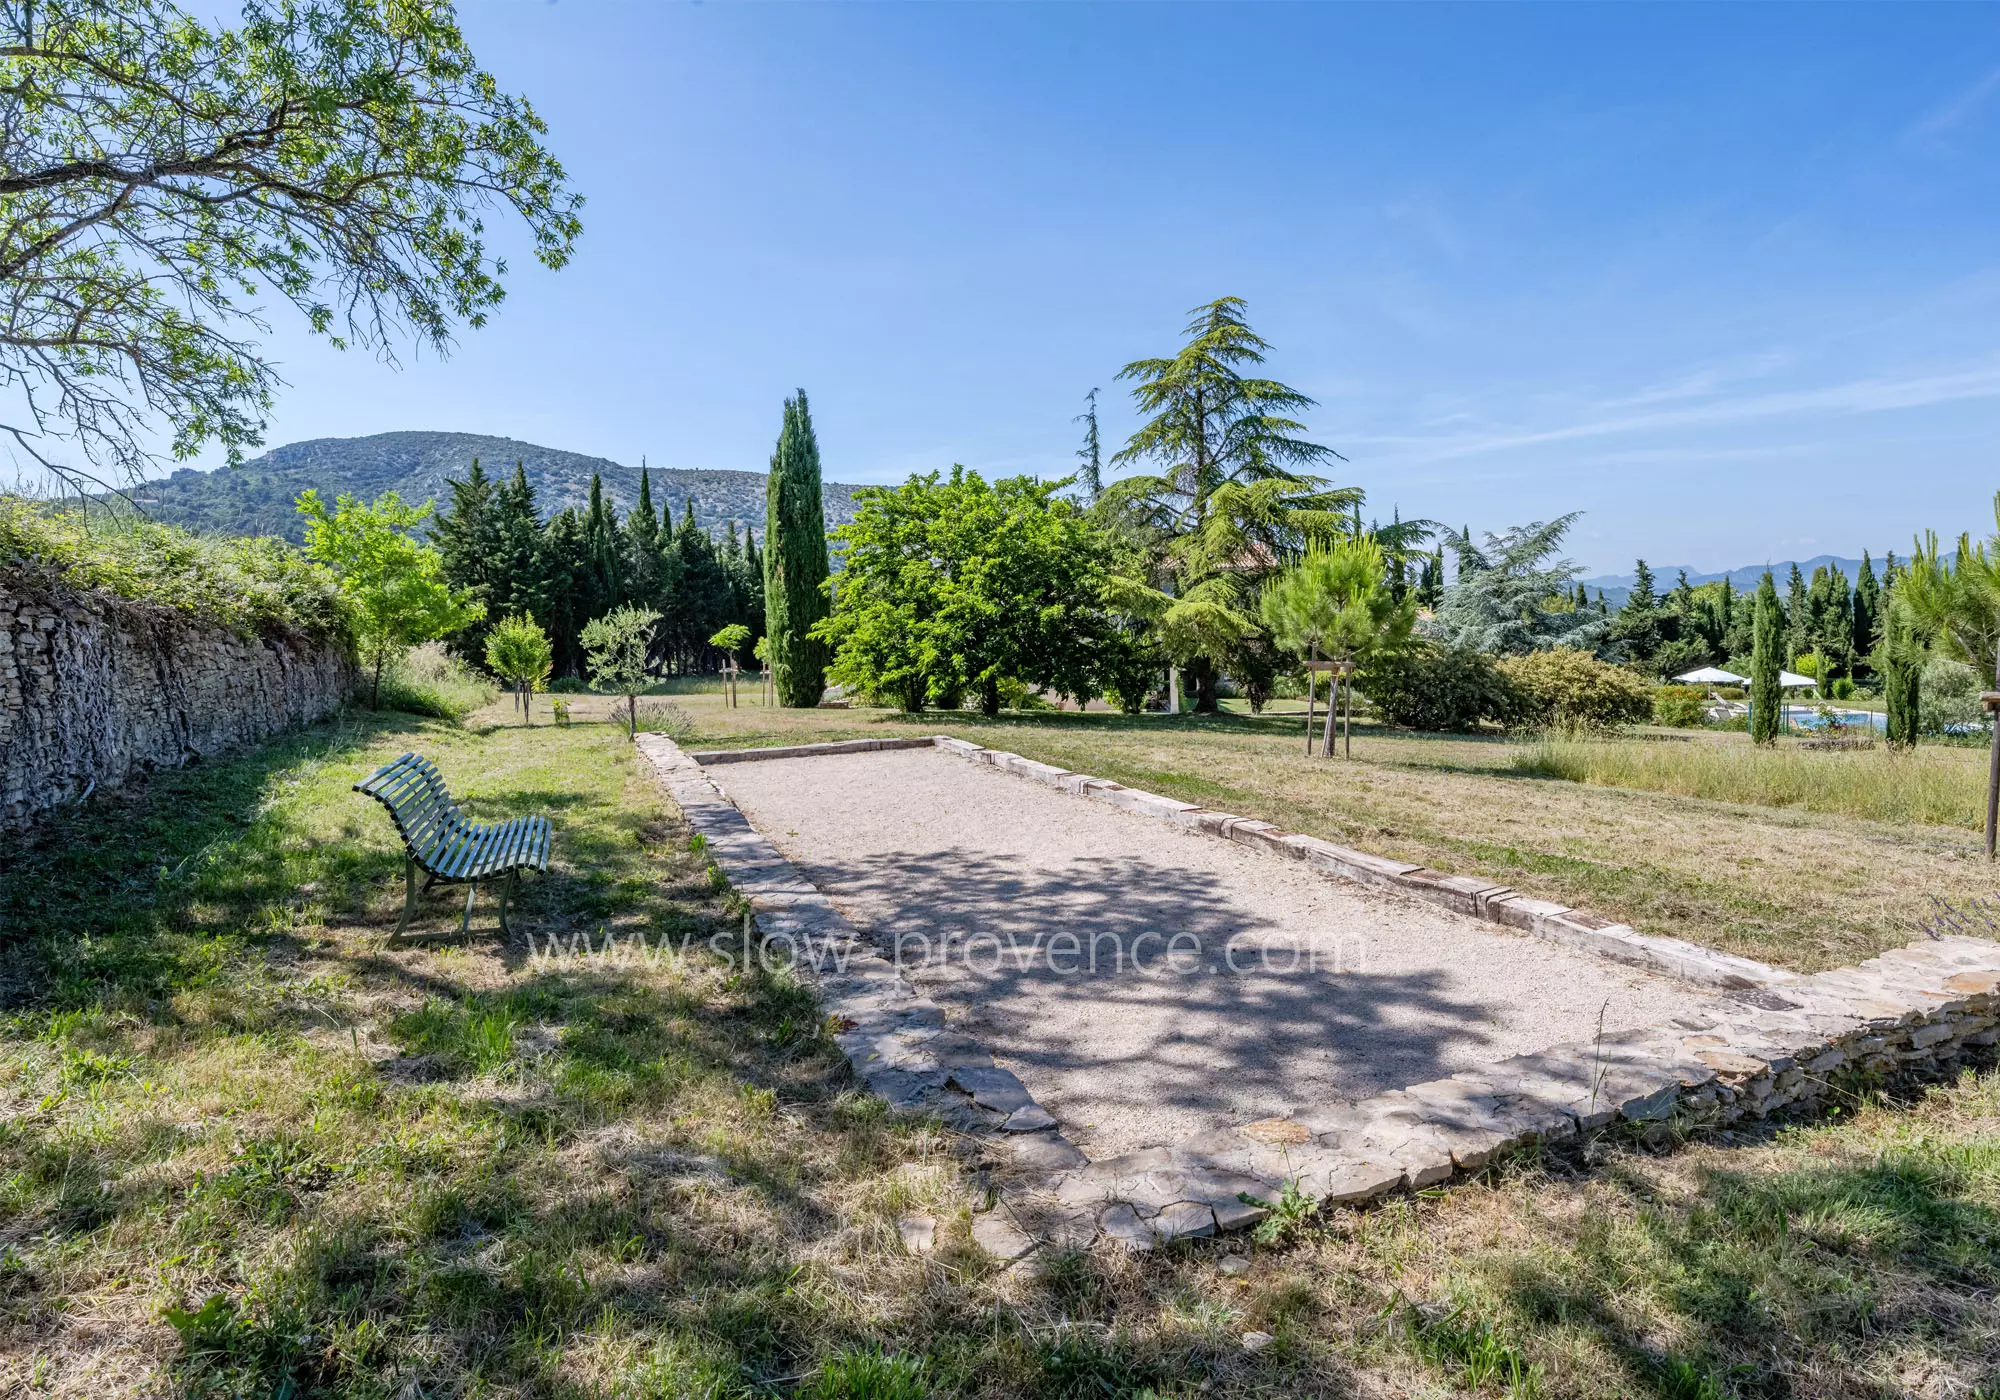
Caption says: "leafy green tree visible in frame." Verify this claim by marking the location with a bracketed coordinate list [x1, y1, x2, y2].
[1750, 570, 1783, 745]
[1102, 297, 1375, 710]
[297, 489, 480, 708]
[765, 391, 832, 706]
[484, 613, 553, 724]
[1902, 499, 2000, 854]
[1427, 516, 1608, 655]
[815, 468, 1124, 715]
[1260, 537, 1414, 756]
[3, 0, 582, 492]
[581, 605, 662, 740]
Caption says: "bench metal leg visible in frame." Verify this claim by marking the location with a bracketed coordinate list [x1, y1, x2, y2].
[396, 857, 417, 936]
[460, 881, 478, 938]
[496, 868, 519, 937]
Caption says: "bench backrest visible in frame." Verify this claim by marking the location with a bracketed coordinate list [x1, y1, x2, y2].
[355, 753, 470, 871]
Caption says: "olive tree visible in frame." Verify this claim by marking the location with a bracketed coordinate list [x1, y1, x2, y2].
[581, 605, 661, 740]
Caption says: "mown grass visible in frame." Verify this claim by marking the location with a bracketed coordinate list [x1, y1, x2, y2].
[1512, 734, 1985, 830]
[6, 711, 2000, 1397]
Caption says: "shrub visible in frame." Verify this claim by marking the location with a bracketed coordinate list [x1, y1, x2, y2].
[0, 495, 347, 641]
[1831, 677, 1856, 700]
[1921, 656, 1986, 738]
[1357, 641, 1521, 732]
[1652, 684, 1709, 728]
[1498, 647, 1653, 731]
[376, 642, 497, 720]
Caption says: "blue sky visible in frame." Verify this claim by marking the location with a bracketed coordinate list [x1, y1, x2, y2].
[161, 3, 2000, 573]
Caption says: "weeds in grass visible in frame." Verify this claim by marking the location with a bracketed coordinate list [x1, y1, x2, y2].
[375, 640, 498, 720]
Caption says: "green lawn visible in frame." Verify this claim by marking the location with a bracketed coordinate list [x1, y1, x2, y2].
[4, 707, 1999, 1398]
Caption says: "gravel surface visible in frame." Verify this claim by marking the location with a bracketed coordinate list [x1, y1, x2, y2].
[716, 748, 1718, 1156]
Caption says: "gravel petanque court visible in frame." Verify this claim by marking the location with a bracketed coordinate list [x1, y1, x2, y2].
[715, 747, 1719, 1156]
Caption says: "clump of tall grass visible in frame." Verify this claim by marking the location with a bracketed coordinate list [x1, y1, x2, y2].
[1511, 733, 1984, 828]
[376, 642, 497, 721]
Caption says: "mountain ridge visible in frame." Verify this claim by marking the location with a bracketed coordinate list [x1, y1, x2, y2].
[122, 430, 863, 543]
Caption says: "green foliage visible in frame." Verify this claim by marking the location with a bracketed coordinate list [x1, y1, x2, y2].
[1239, 1178, 1322, 1245]
[0, 495, 347, 640]
[1750, 571, 1784, 745]
[376, 642, 497, 721]
[1920, 656, 1984, 738]
[1792, 651, 1821, 680]
[800, 1348, 930, 1400]
[1101, 296, 1384, 711]
[1498, 648, 1653, 732]
[1904, 498, 2000, 688]
[816, 467, 1128, 716]
[298, 488, 481, 707]
[1, 0, 581, 489]
[1260, 536, 1415, 669]
[1358, 640, 1522, 732]
[1428, 516, 1608, 655]
[709, 622, 753, 659]
[767, 390, 832, 707]
[581, 604, 662, 738]
[484, 613, 554, 724]
[1652, 684, 1710, 728]
[1878, 597, 1923, 748]
[1399, 1301, 1545, 1398]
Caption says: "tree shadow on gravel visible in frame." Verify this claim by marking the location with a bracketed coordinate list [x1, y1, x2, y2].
[788, 845, 1577, 1138]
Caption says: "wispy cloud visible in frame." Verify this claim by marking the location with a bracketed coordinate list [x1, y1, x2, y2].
[1910, 64, 2000, 139]
[1353, 357, 2000, 463]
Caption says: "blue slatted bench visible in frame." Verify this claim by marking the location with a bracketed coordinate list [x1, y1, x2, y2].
[354, 753, 552, 936]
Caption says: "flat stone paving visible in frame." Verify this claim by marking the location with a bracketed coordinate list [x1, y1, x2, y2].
[713, 747, 1718, 1156]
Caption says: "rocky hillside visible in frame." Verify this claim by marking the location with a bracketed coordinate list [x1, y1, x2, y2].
[123, 431, 862, 542]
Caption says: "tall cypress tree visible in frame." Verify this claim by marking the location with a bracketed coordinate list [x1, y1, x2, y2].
[626, 465, 664, 611]
[1784, 563, 1810, 666]
[584, 472, 623, 613]
[1852, 551, 1880, 676]
[1881, 596, 1921, 748]
[1751, 570, 1783, 744]
[765, 389, 831, 707]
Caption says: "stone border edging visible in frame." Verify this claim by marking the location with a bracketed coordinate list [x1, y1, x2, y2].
[634, 734, 1091, 1186]
[690, 736, 939, 765]
[924, 734, 1796, 994]
[637, 730, 2000, 1261]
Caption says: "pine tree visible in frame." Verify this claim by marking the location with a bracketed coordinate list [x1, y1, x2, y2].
[1614, 558, 1662, 662]
[492, 462, 548, 624]
[1074, 387, 1102, 502]
[765, 389, 832, 707]
[1852, 551, 1880, 676]
[666, 499, 728, 673]
[1751, 570, 1783, 744]
[429, 457, 501, 660]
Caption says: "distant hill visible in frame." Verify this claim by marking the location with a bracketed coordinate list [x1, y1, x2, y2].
[1577, 555, 1895, 610]
[121, 431, 862, 543]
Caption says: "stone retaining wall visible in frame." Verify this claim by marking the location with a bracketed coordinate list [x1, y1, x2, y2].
[640, 732, 2000, 1263]
[1, 580, 355, 832]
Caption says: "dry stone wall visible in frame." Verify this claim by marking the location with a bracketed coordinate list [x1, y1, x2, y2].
[0, 580, 354, 832]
